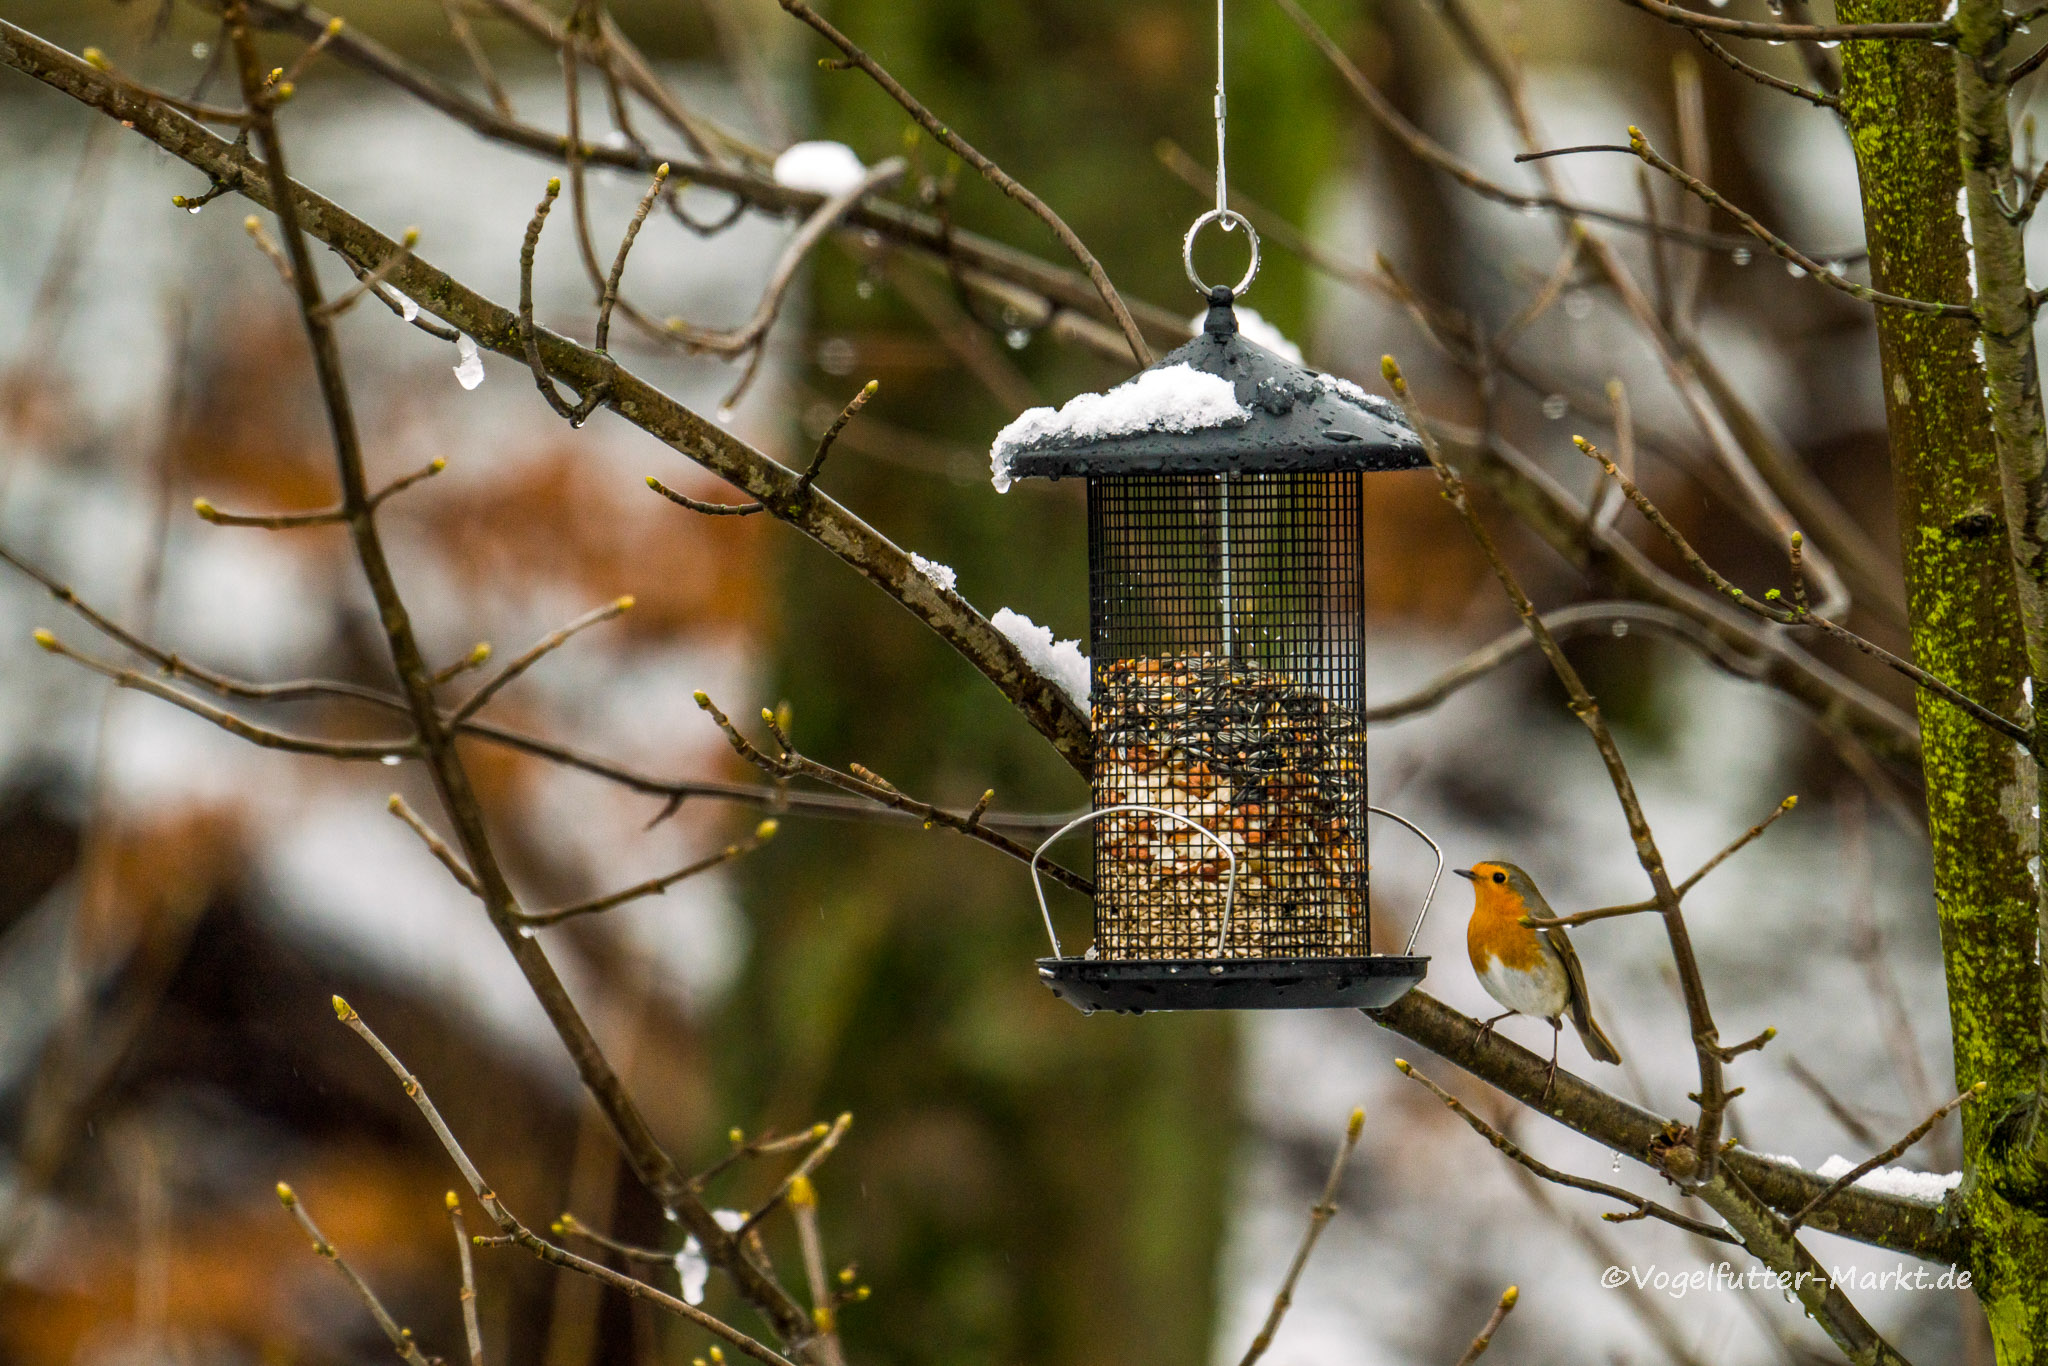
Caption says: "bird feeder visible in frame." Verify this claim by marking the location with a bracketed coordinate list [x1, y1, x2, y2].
[998, 223, 1441, 1013]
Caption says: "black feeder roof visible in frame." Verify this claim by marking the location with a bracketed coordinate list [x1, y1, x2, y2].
[1002, 289, 1428, 480]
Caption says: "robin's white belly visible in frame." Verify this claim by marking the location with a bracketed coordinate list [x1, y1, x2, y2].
[1478, 954, 1570, 1020]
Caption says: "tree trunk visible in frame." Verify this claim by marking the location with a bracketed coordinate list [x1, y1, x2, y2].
[1837, 6, 2048, 1356]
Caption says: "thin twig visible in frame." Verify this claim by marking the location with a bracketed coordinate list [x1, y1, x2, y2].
[736, 1112, 854, 1238]
[777, 0, 1150, 364]
[389, 794, 484, 897]
[517, 821, 777, 928]
[371, 456, 450, 507]
[439, 0, 513, 117]
[1612, 0, 1952, 42]
[1236, 1108, 1366, 1366]
[1687, 30, 1838, 108]
[660, 160, 905, 368]
[595, 162, 671, 353]
[788, 1176, 843, 1364]
[453, 596, 634, 723]
[1575, 435, 2033, 749]
[554, 1212, 678, 1267]
[276, 1182, 436, 1366]
[696, 693, 1094, 895]
[1786, 1057, 1886, 1151]
[1385, 356, 1732, 1179]
[518, 178, 610, 425]
[329, 998, 802, 1366]
[1451, 1286, 1521, 1366]
[691, 1124, 833, 1193]
[1616, 132, 1970, 317]
[311, 227, 419, 321]
[191, 496, 343, 529]
[30, 630, 412, 760]
[1395, 1061, 1736, 1242]
[1787, 1085, 1982, 1229]
[1531, 796, 1800, 929]
[447, 1193, 486, 1366]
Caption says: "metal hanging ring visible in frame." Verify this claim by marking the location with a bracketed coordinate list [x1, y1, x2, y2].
[1183, 208, 1260, 298]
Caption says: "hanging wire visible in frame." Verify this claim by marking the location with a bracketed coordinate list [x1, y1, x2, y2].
[1184, 0, 1259, 296]
[1214, 0, 1228, 218]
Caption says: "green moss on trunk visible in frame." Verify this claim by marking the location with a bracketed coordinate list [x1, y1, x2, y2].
[1837, 7, 2048, 1356]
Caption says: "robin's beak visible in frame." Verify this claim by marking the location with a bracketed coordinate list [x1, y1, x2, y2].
[1453, 868, 1478, 882]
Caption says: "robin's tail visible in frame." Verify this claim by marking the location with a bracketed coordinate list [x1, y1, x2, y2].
[1570, 1003, 1623, 1065]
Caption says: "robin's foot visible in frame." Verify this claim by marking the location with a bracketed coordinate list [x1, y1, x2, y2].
[1542, 1021, 1562, 1101]
[1476, 1011, 1513, 1047]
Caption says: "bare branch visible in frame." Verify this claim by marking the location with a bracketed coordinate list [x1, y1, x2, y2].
[1687, 30, 1838, 108]
[695, 693, 1094, 896]
[517, 821, 778, 928]
[192, 495, 342, 530]
[1236, 1108, 1367, 1366]
[275, 1182, 436, 1366]
[1575, 435, 2032, 749]
[1451, 1286, 1521, 1366]
[447, 1193, 486, 1366]
[1385, 355, 1733, 1179]
[330, 998, 801, 1366]
[1369, 989, 1961, 1261]
[1787, 1085, 1982, 1230]
[438, 0, 513, 118]
[1611, 0, 1952, 43]
[518, 178, 610, 426]
[1533, 795, 1800, 929]
[30, 630, 412, 760]
[453, 597, 634, 724]
[776, 0, 1151, 364]
[1613, 133, 1970, 317]
[388, 795, 484, 897]
[1396, 1061, 1737, 1242]
[736, 1112, 854, 1238]
[311, 226, 420, 322]
[662, 160, 905, 359]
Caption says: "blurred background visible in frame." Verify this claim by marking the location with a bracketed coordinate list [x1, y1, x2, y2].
[0, 0, 1984, 1363]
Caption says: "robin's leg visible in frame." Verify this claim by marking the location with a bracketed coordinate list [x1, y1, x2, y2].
[1475, 1011, 1514, 1047]
[1542, 1019, 1561, 1101]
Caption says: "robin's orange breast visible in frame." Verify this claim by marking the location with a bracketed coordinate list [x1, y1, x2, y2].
[1467, 905, 1549, 975]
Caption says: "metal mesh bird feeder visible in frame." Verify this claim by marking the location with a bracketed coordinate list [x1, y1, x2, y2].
[998, 272, 1442, 1014]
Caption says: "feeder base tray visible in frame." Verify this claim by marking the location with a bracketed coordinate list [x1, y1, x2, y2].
[1037, 955, 1427, 1014]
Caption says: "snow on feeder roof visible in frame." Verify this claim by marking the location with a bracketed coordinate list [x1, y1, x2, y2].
[991, 289, 1425, 491]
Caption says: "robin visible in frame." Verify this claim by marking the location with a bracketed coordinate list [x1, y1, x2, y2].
[1457, 860, 1622, 1097]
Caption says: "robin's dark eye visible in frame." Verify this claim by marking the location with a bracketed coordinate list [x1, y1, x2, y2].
[1491, 871, 1506, 884]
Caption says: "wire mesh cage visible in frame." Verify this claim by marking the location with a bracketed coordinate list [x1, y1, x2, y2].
[1002, 289, 1441, 1013]
[1089, 471, 1368, 959]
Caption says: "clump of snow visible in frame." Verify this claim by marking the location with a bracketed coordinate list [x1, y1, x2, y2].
[909, 552, 957, 592]
[773, 141, 868, 195]
[1816, 1156, 1962, 1203]
[1187, 305, 1303, 364]
[388, 287, 420, 323]
[1317, 372, 1401, 417]
[453, 334, 484, 390]
[674, 1209, 748, 1305]
[992, 607, 1090, 708]
[989, 363, 1250, 492]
